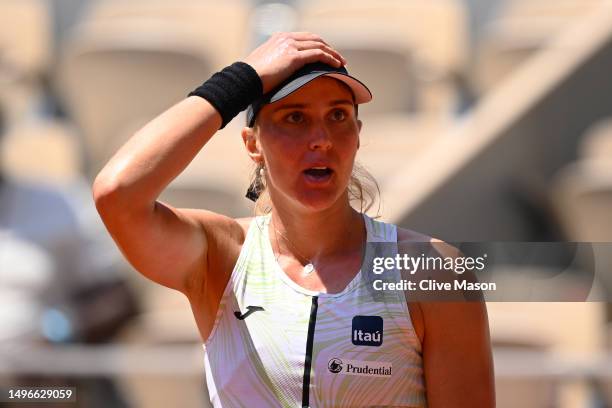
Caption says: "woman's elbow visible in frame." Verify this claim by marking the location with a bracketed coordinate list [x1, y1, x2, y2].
[92, 170, 128, 216]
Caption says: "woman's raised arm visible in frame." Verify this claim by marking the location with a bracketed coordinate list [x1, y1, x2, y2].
[92, 32, 346, 294]
[92, 97, 225, 293]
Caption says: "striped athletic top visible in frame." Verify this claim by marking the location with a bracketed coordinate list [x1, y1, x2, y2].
[203, 213, 427, 408]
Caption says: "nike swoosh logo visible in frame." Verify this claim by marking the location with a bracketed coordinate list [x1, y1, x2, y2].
[234, 305, 265, 320]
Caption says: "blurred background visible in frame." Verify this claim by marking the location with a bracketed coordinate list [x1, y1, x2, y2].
[0, 0, 611, 407]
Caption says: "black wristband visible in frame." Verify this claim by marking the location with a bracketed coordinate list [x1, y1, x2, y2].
[188, 62, 263, 129]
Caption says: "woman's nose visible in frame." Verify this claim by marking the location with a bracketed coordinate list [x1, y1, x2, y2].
[308, 125, 332, 151]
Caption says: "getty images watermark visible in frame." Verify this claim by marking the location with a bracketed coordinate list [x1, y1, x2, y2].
[370, 253, 496, 292]
[362, 242, 611, 302]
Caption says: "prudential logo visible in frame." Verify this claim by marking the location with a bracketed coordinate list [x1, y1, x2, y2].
[328, 358, 392, 378]
[352, 315, 383, 346]
[328, 358, 343, 373]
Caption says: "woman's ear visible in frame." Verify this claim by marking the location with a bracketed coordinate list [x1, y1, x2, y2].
[242, 126, 264, 164]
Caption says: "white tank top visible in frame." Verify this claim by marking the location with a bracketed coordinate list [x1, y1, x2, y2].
[203, 213, 427, 407]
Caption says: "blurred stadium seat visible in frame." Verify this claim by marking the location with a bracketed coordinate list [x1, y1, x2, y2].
[579, 117, 612, 161]
[475, 0, 607, 93]
[120, 286, 200, 345]
[551, 159, 612, 309]
[303, 38, 416, 117]
[495, 378, 556, 408]
[489, 302, 605, 352]
[79, 0, 250, 68]
[551, 159, 612, 242]
[356, 113, 447, 188]
[0, 0, 52, 123]
[0, 118, 81, 184]
[54, 1, 254, 219]
[549, 151, 612, 402]
[297, 0, 468, 116]
[55, 0, 251, 175]
[56, 32, 212, 175]
[489, 301, 606, 408]
[0, 0, 51, 81]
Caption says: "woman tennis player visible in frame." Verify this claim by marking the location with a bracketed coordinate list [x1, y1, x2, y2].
[93, 32, 495, 407]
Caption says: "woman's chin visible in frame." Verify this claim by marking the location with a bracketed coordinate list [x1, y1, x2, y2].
[268, 178, 350, 213]
[293, 189, 347, 213]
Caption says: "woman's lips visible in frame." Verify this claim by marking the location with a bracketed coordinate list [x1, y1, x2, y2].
[303, 167, 334, 184]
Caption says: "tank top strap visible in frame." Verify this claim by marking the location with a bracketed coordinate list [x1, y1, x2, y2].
[235, 215, 269, 276]
[360, 214, 406, 302]
[363, 213, 398, 243]
[205, 215, 270, 343]
[233, 214, 273, 283]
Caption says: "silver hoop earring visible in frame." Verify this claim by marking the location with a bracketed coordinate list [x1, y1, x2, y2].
[259, 166, 265, 178]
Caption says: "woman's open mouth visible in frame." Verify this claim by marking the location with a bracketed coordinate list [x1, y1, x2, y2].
[303, 167, 334, 183]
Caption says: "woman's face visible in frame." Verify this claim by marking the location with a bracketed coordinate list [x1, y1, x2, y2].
[244, 76, 362, 213]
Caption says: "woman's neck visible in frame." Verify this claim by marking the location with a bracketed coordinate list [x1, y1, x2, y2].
[269, 197, 365, 263]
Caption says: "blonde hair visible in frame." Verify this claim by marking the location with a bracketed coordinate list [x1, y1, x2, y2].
[250, 161, 381, 216]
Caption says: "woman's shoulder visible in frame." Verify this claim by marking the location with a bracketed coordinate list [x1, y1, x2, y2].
[184, 212, 270, 255]
[396, 226, 480, 347]
[396, 225, 462, 259]
[184, 213, 256, 302]
[183, 210, 251, 242]
[182, 210, 245, 256]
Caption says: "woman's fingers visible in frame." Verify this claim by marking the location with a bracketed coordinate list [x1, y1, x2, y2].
[274, 32, 345, 64]
[298, 48, 343, 67]
[286, 31, 329, 45]
[243, 32, 346, 92]
[295, 40, 346, 65]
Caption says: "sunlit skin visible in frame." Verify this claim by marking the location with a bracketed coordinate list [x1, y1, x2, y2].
[243, 77, 362, 216]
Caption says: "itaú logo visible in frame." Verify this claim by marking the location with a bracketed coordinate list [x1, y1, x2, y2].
[328, 358, 392, 377]
[351, 315, 383, 346]
[353, 329, 381, 343]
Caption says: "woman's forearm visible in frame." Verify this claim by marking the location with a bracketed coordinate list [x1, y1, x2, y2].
[93, 96, 221, 210]
[93, 31, 346, 211]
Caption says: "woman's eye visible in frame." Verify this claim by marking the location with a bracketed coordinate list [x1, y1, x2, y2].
[286, 112, 304, 124]
[330, 109, 347, 121]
